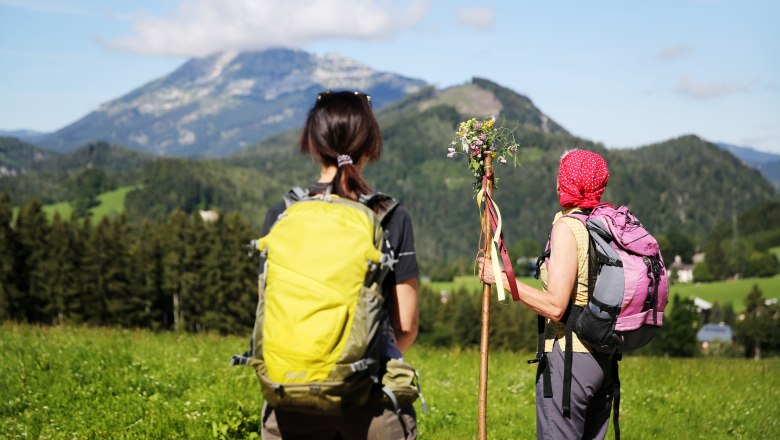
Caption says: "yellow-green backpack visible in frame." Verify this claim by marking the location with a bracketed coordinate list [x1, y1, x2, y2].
[232, 187, 421, 416]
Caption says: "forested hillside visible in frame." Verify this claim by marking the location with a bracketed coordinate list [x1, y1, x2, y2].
[0, 137, 56, 176]
[231, 80, 779, 268]
[0, 141, 153, 206]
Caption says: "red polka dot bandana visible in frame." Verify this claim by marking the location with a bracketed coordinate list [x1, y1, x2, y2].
[557, 150, 609, 209]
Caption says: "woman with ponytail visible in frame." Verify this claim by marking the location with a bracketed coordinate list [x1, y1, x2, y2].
[260, 91, 420, 439]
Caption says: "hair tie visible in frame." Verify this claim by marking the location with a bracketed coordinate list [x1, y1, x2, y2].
[337, 154, 354, 167]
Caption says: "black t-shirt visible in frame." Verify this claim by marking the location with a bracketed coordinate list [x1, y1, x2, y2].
[260, 185, 420, 294]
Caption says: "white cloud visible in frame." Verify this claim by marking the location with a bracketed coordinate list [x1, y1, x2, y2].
[456, 7, 495, 31]
[677, 76, 754, 99]
[109, 0, 430, 57]
[657, 44, 694, 60]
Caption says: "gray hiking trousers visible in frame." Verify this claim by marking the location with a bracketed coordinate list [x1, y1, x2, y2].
[536, 341, 617, 440]
[261, 402, 416, 440]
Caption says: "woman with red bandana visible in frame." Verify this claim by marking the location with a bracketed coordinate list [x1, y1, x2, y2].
[481, 149, 616, 440]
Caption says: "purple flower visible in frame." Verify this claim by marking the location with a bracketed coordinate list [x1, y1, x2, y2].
[475, 140, 484, 147]
[508, 145, 518, 153]
[474, 121, 483, 130]
[479, 133, 487, 141]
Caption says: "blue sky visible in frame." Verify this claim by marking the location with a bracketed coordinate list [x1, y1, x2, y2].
[1, 0, 778, 153]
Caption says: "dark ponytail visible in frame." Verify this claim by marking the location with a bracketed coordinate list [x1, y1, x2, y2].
[300, 91, 381, 201]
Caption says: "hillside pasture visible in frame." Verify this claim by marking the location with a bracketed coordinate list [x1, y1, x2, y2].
[667, 274, 780, 311]
[90, 185, 140, 219]
[1, 325, 778, 439]
[36, 184, 140, 222]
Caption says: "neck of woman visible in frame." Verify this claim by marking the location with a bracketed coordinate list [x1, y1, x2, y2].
[319, 164, 337, 183]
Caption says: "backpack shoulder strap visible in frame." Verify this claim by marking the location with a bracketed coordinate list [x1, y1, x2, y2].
[359, 192, 399, 225]
[282, 186, 310, 208]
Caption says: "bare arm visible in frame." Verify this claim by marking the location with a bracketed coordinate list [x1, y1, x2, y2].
[481, 221, 577, 321]
[390, 277, 419, 353]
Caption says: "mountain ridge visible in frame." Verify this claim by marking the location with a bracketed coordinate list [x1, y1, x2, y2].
[37, 48, 427, 157]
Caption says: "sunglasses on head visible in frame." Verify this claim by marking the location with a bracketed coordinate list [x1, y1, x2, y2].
[316, 90, 372, 107]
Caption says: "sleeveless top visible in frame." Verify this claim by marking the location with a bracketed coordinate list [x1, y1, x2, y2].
[539, 209, 593, 353]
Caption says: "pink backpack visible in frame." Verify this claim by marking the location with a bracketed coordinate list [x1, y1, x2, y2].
[531, 204, 668, 435]
[565, 204, 669, 352]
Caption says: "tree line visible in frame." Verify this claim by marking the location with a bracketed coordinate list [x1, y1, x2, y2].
[1, 193, 777, 358]
[0, 194, 257, 333]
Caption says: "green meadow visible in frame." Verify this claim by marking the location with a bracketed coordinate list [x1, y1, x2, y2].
[2, 324, 778, 439]
[427, 274, 780, 313]
[89, 185, 139, 219]
[36, 185, 140, 222]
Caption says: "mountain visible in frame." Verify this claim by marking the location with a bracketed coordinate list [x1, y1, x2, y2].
[38, 48, 427, 157]
[715, 142, 780, 165]
[757, 161, 780, 190]
[715, 142, 780, 189]
[0, 130, 47, 142]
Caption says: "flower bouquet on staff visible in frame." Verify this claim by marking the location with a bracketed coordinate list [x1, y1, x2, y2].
[447, 115, 520, 192]
[446, 114, 522, 440]
[446, 114, 521, 302]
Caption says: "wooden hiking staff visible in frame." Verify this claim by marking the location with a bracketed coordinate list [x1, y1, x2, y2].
[476, 155, 521, 439]
[477, 154, 494, 440]
[447, 115, 521, 439]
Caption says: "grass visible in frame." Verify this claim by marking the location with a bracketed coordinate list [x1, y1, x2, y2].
[90, 185, 139, 219]
[2, 324, 778, 439]
[42, 201, 73, 220]
[667, 274, 780, 311]
[426, 275, 542, 294]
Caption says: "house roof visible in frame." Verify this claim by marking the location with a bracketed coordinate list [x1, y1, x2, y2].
[692, 296, 712, 310]
[696, 323, 733, 342]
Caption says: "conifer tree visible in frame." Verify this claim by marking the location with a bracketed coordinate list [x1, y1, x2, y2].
[81, 216, 128, 325]
[184, 213, 211, 332]
[14, 198, 51, 323]
[103, 214, 133, 326]
[648, 294, 701, 357]
[40, 213, 81, 324]
[128, 219, 166, 328]
[71, 217, 97, 323]
[199, 212, 256, 333]
[162, 210, 190, 331]
[0, 193, 17, 321]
